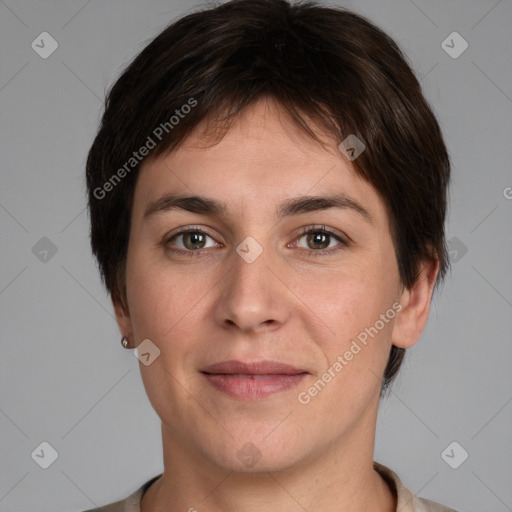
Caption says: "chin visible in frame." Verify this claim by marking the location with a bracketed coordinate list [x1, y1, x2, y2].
[199, 430, 307, 475]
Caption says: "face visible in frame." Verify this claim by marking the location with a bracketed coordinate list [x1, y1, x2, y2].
[116, 97, 431, 474]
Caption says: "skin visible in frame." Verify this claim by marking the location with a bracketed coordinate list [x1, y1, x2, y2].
[114, 96, 439, 512]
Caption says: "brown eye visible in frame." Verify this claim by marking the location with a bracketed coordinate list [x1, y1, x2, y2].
[166, 229, 217, 253]
[294, 226, 348, 257]
[305, 232, 330, 250]
[181, 231, 207, 250]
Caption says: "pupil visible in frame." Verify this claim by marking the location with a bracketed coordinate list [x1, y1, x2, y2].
[187, 232, 205, 249]
[309, 232, 328, 249]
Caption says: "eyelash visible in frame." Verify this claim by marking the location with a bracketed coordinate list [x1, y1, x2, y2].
[163, 225, 348, 258]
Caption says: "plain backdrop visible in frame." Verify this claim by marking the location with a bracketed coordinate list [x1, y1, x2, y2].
[1, 1, 511, 511]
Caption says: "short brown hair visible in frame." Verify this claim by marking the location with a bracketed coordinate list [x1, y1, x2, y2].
[86, 0, 451, 393]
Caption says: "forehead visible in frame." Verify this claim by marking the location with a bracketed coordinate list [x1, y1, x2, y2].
[178, 97, 341, 164]
[133, 98, 389, 230]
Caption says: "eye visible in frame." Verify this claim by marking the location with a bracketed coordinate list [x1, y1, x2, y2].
[294, 225, 348, 256]
[163, 224, 348, 258]
[164, 227, 219, 255]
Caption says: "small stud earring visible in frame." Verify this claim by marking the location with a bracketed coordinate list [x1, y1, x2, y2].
[121, 336, 130, 349]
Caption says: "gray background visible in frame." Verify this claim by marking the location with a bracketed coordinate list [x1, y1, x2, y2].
[1, 0, 511, 511]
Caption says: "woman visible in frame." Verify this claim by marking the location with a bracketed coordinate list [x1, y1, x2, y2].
[84, 0, 455, 510]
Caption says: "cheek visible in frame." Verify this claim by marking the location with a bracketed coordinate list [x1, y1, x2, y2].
[305, 261, 393, 337]
[298, 260, 398, 392]
[124, 251, 214, 347]
[125, 248, 175, 336]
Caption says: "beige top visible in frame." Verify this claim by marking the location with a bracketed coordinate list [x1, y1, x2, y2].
[82, 463, 457, 512]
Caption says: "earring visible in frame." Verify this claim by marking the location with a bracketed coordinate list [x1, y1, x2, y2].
[121, 336, 130, 349]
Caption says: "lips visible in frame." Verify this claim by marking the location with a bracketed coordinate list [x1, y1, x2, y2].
[200, 360, 308, 400]
[200, 360, 307, 375]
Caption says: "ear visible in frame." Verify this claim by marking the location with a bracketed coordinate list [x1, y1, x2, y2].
[392, 257, 440, 349]
[113, 294, 134, 340]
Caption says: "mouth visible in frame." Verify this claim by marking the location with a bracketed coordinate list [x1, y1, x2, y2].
[200, 360, 309, 400]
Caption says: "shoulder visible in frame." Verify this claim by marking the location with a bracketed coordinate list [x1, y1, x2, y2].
[81, 497, 127, 512]
[80, 474, 162, 512]
[413, 495, 458, 512]
[374, 462, 458, 512]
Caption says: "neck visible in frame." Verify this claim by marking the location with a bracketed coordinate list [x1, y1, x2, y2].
[141, 417, 396, 512]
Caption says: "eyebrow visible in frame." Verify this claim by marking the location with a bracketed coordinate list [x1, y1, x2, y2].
[144, 193, 373, 224]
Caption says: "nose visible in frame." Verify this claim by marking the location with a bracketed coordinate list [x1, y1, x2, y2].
[213, 243, 290, 334]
